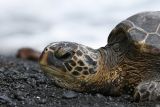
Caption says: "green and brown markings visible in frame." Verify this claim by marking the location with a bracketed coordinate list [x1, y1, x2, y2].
[39, 12, 160, 101]
[39, 42, 105, 92]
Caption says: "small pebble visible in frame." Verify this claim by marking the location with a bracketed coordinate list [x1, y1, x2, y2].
[96, 93, 105, 98]
[36, 96, 47, 104]
[0, 68, 5, 72]
[108, 96, 113, 101]
[38, 98, 47, 104]
[14, 91, 26, 101]
[62, 91, 78, 99]
[156, 104, 160, 107]
[0, 95, 12, 104]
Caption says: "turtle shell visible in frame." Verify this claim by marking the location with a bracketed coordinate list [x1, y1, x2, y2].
[108, 11, 160, 54]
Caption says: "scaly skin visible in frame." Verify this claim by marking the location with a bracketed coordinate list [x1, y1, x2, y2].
[39, 41, 160, 101]
[39, 42, 111, 93]
[39, 11, 160, 101]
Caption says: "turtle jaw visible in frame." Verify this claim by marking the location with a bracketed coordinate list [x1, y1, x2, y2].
[40, 65, 84, 91]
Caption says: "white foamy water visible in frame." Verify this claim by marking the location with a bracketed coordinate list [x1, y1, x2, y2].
[0, 0, 160, 55]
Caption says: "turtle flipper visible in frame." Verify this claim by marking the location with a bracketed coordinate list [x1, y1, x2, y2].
[134, 81, 160, 101]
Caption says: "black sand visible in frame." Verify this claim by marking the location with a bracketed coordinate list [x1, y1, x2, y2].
[0, 55, 159, 107]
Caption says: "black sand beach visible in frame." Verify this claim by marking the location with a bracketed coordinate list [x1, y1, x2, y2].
[0, 55, 159, 107]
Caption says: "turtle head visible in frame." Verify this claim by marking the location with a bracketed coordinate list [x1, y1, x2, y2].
[39, 42, 108, 92]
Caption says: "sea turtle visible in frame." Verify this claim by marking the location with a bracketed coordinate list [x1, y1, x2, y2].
[39, 11, 160, 101]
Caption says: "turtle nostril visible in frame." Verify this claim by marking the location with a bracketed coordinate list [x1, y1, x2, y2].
[54, 48, 72, 60]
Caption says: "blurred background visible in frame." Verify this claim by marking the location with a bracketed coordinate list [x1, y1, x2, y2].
[0, 0, 160, 55]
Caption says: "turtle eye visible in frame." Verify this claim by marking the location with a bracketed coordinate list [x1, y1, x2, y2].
[59, 52, 72, 59]
[54, 50, 74, 61]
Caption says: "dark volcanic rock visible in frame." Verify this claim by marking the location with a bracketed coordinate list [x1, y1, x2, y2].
[0, 55, 159, 107]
